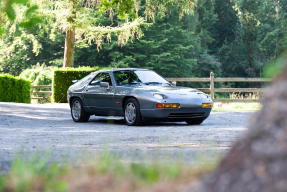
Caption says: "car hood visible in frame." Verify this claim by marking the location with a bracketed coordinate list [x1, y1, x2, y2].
[138, 85, 204, 96]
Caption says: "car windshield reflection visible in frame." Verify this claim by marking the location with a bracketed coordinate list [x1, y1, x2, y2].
[114, 70, 171, 86]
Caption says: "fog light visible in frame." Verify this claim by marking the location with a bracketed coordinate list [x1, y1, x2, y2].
[202, 103, 213, 108]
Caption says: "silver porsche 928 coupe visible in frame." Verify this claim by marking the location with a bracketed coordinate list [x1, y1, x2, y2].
[67, 68, 213, 126]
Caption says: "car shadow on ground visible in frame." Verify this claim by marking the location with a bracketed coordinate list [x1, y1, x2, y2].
[89, 116, 190, 127]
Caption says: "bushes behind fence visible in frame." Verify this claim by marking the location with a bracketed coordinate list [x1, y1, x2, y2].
[20, 65, 57, 86]
[0, 74, 31, 103]
[52, 67, 101, 103]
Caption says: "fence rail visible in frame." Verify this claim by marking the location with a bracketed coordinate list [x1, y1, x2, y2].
[31, 85, 52, 102]
[31, 73, 271, 103]
[167, 72, 272, 102]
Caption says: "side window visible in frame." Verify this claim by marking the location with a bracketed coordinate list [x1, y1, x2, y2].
[89, 73, 112, 86]
[114, 71, 141, 86]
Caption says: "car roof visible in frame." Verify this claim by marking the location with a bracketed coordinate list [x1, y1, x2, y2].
[93, 68, 150, 73]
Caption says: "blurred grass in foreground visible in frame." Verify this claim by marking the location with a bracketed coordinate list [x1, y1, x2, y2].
[212, 102, 261, 112]
[0, 152, 218, 192]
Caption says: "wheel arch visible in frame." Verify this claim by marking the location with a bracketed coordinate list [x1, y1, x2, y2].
[69, 96, 82, 107]
[122, 96, 139, 110]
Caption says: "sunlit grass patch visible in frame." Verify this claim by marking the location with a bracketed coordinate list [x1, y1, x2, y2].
[212, 102, 261, 112]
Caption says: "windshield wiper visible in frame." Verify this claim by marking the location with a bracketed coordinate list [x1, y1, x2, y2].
[144, 82, 163, 85]
[144, 82, 173, 86]
[124, 82, 142, 86]
[118, 82, 142, 86]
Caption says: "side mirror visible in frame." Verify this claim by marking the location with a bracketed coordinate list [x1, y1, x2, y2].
[100, 82, 110, 88]
[72, 80, 78, 83]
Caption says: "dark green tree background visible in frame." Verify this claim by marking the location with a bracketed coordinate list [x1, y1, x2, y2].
[0, 0, 286, 78]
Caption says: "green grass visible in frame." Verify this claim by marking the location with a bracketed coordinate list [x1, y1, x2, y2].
[0, 152, 217, 192]
[0, 155, 68, 192]
[212, 102, 261, 112]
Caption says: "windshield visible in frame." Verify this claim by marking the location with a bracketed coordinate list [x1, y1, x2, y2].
[76, 73, 94, 87]
[113, 70, 170, 86]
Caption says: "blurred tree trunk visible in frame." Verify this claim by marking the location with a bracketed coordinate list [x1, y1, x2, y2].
[193, 62, 287, 192]
[63, 0, 76, 68]
[63, 28, 75, 68]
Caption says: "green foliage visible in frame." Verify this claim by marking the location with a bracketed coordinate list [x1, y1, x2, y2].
[0, 177, 5, 192]
[129, 163, 179, 183]
[0, 15, 65, 75]
[94, 152, 181, 184]
[20, 65, 57, 103]
[1, 0, 287, 81]
[145, 0, 195, 20]
[0, 0, 42, 37]
[18, 5, 42, 29]
[263, 56, 287, 78]
[77, 4, 221, 79]
[0, 155, 67, 192]
[98, 0, 137, 20]
[0, 74, 31, 103]
[52, 66, 101, 103]
[20, 65, 56, 86]
[212, 0, 238, 50]
[0, 152, 212, 192]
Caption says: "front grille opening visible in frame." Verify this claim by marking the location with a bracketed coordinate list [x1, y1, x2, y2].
[168, 112, 205, 119]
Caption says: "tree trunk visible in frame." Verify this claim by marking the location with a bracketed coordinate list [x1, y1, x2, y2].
[63, 28, 75, 68]
[193, 62, 287, 192]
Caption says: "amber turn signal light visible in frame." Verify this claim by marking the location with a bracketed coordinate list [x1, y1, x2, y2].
[171, 104, 180, 108]
[156, 103, 180, 108]
[164, 104, 171, 108]
[202, 103, 213, 108]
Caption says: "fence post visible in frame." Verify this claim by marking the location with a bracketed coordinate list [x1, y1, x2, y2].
[210, 72, 215, 100]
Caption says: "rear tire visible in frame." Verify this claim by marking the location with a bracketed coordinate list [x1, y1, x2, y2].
[124, 98, 142, 126]
[185, 118, 205, 125]
[71, 98, 90, 122]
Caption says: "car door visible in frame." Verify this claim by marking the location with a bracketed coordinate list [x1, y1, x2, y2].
[84, 72, 116, 115]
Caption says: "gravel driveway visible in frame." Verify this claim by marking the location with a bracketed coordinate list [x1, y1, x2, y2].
[0, 102, 252, 171]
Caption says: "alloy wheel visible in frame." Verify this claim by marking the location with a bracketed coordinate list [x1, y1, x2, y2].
[125, 102, 136, 124]
[72, 100, 81, 121]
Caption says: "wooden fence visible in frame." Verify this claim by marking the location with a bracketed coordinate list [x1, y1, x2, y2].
[31, 73, 272, 103]
[167, 72, 272, 102]
[31, 85, 52, 102]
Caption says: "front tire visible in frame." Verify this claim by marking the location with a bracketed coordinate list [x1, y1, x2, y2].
[71, 98, 90, 122]
[124, 98, 142, 126]
[185, 118, 205, 125]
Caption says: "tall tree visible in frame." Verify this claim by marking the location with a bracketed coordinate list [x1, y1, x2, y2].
[39, 0, 196, 68]
[212, 0, 238, 51]
[239, 0, 260, 76]
[193, 0, 217, 50]
[74, 3, 221, 78]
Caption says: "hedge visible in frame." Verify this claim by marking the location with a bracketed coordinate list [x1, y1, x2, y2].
[0, 74, 31, 103]
[52, 67, 101, 103]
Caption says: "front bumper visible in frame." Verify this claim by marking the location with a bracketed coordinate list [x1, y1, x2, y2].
[140, 107, 212, 120]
